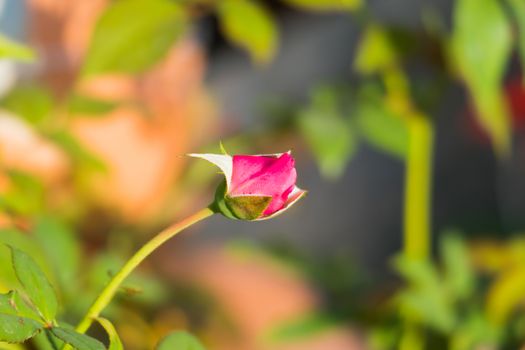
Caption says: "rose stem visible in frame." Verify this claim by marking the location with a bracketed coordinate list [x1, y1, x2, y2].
[68, 207, 214, 343]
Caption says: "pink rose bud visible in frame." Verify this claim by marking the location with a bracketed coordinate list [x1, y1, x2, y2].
[189, 151, 306, 220]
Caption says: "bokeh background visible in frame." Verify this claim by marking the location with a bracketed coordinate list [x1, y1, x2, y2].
[1, 0, 525, 349]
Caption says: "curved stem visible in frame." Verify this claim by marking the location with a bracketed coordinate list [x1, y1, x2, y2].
[72, 207, 214, 336]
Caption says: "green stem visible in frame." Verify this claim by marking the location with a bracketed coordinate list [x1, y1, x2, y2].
[403, 114, 434, 261]
[398, 114, 433, 350]
[71, 207, 214, 338]
[45, 329, 59, 350]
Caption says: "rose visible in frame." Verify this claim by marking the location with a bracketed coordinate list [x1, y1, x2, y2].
[58, 151, 306, 342]
[190, 151, 307, 220]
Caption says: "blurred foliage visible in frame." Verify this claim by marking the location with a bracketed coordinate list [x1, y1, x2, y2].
[1, 85, 54, 125]
[368, 234, 525, 350]
[283, 0, 361, 12]
[508, 0, 525, 86]
[82, 0, 186, 76]
[1, 0, 525, 348]
[156, 331, 205, 350]
[298, 87, 356, 179]
[450, 0, 512, 156]
[217, 0, 278, 64]
[0, 34, 34, 62]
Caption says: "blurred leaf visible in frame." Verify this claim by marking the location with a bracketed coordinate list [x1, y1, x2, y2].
[83, 0, 186, 76]
[51, 327, 105, 350]
[217, 0, 278, 63]
[354, 25, 397, 75]
[450, 309, 500, 350]
[96, 318, 122, 350]
[441, 233, 474, 300]
[48, 131, 106, 172]
[394, 256, 441, 297]
[0, 291, 40, 321]
[0, 313, 42, 343]
[451, 0, 512, 155]
[283, 0, 361, 11]
[356, 97, 408, 159]
[397, 289, 455, 334]
[9, 246, 58, 322]
[266, 313, 335, 343]
[507, 0, 525, 85]
[369, 327, 397, 350]
[487, 267, 525, 325]
[1, 85, 54, 125]
[0, 35, 34, 62]
[394, 255, 455, 333]
[156, 331, 205, 350]
[298, 88, 356, 179]
[0, 342, 25, 350]
[67, 94, 118, 116]
[33, 216, 81, 297]
[0, 171, 45, 216]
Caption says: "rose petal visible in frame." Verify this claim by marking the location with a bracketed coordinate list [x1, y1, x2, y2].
[256, 186, 307, 220]
[230, 153, 297, 215]
[188, 153, 233, 189]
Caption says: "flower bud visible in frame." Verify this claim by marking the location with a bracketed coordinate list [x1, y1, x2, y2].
[189, 151, 306, 221]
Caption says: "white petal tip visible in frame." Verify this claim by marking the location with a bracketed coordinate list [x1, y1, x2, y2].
[188, 153, 233, 189]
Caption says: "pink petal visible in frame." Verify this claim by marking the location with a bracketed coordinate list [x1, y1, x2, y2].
[230, 153, 297, 216]
[256, 186, 307, 220]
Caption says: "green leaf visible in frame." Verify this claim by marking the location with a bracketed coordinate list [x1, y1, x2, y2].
[451, 0, 512, 155]
[283, 0, 361, 11]
[96, 318, 122, 350]
[0, 228, 52, 289]
[354, 25, 397, 75]
[48, 131, 106, 172]
[0, 313, 42, 343]
[31, 331, 64, 350]
[217, 0, 278, 63]
[356, 97, 408, 159]
[266, 313, 335, 343]
[394, 255, 455, 333]
[51, 327, 105, 350]
[507, 0, 525, 85]
[0, 291, 41, 321]
[298, 88, 356, 179]
[67, 94, 118, 116]
[33, 216, 81, 297]
[156, 331, 205, 350]
[0, 35, 35, 62]
[0, 342, 25, 350]
[0, 171, 45, 216]
[393, 255, 441, 294]
[487, 267, 525, 325]
[1, 85, 54, 125]
[441, 233, 474, 300]
[397, 289, 455, 333]
[9, 246, 58, 322]
[82, 0, 186, 76]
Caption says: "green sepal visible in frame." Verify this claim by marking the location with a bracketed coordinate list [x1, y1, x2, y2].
[209, 180, 272, 221]
[209, 180, 237, 220]
[225, 195, 272, 221]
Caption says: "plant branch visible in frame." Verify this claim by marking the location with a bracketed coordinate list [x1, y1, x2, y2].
[63, 207, 214, 349]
